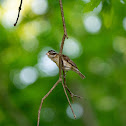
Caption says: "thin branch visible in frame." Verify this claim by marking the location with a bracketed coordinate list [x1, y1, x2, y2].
[37, 78, 62, 126]
[59, 0, 78, 116]
[14, 0, 23, 26]
[59, 0, 68, 78]
[61, 81, 76, 119]
[59, 34, 66, 78]
[59, 0, 68, 38]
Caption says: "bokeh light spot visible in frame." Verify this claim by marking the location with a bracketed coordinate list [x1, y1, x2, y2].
[10, 70, 27, 89]
[63, 38, 83, 59]
[83, 14, 102, 33]
[82, 0, 90, 3]
[123, 17, 126, 31]
[66, 103, 83, 119]
[31, 0, 48, 15]
[18, 20, 51, 40]
[2, 10, 21, 28]
[37, 47, 58, 77]
[41, 108, 55, 122]
[21, 37, 39, 52]
[120, 0, 125, 4]
[113, 36, 126, 54]
[20, 67, 38, 85]
[97, 96, 117, 111]
[88, 57, 112, 76]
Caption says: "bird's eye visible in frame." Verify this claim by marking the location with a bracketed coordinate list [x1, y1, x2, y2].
[51, 52, 56, 55]
[48, 50, 56, 55]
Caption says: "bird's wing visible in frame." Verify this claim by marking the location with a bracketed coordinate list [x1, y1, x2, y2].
[62, 55, 78, 68]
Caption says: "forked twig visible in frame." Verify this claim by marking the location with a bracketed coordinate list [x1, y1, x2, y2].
[61, 81, 76, 119]
[37, 78, 62, 126]
[14, 0, 23, 26]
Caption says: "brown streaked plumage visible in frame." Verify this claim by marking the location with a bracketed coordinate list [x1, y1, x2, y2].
[46, 50, 85, 79]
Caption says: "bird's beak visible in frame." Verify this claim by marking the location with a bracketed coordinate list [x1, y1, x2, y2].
[46, 52, 49, 56]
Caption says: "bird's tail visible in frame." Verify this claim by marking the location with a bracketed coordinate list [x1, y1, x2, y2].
[77, 71, 85, 79]
[72, 68, 86, 79]
[74, 69, 85, 79]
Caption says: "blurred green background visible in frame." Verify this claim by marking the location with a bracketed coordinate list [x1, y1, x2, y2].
[0, 0, 126, 126]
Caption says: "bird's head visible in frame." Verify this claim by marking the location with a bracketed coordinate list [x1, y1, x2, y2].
[46, 50, 57, 59]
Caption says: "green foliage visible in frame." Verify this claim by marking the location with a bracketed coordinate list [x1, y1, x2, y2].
[83, 0, 101, 12]
[101, 0, 113, 28]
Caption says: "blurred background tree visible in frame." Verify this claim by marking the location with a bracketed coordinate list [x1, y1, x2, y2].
[0, 0, 126, 126]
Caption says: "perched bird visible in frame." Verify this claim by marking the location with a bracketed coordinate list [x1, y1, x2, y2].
[46, 50, 85, 79]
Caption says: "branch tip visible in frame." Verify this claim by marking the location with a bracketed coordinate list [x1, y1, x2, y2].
[14, 0, 23, 26]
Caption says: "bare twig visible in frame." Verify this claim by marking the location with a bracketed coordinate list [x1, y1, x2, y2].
[37, 78, 62, 126]
[59, 0, 68, 38]
[61, 81, 76, 119]
[58, 0, 68, 78]
[59, 34, 66, 78]
[14, 0, 23, 26]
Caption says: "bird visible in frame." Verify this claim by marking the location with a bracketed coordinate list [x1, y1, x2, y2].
[46, 50, 85, 79]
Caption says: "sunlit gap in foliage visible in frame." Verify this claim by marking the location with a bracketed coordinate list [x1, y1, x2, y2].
[83, 13, 102, 34]
[66, 103, 83, 119]
[37, 47, 58, 77]
[123, 17, 126, 31]
[41, 108, 55, 122]
[63, 38, 83, 59]
[88, 57, 112, 76]
[31, 0, 48, 15]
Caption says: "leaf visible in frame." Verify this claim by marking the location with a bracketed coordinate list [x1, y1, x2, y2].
[83, 0, 101, 12]
[101, 0, 114, 28]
